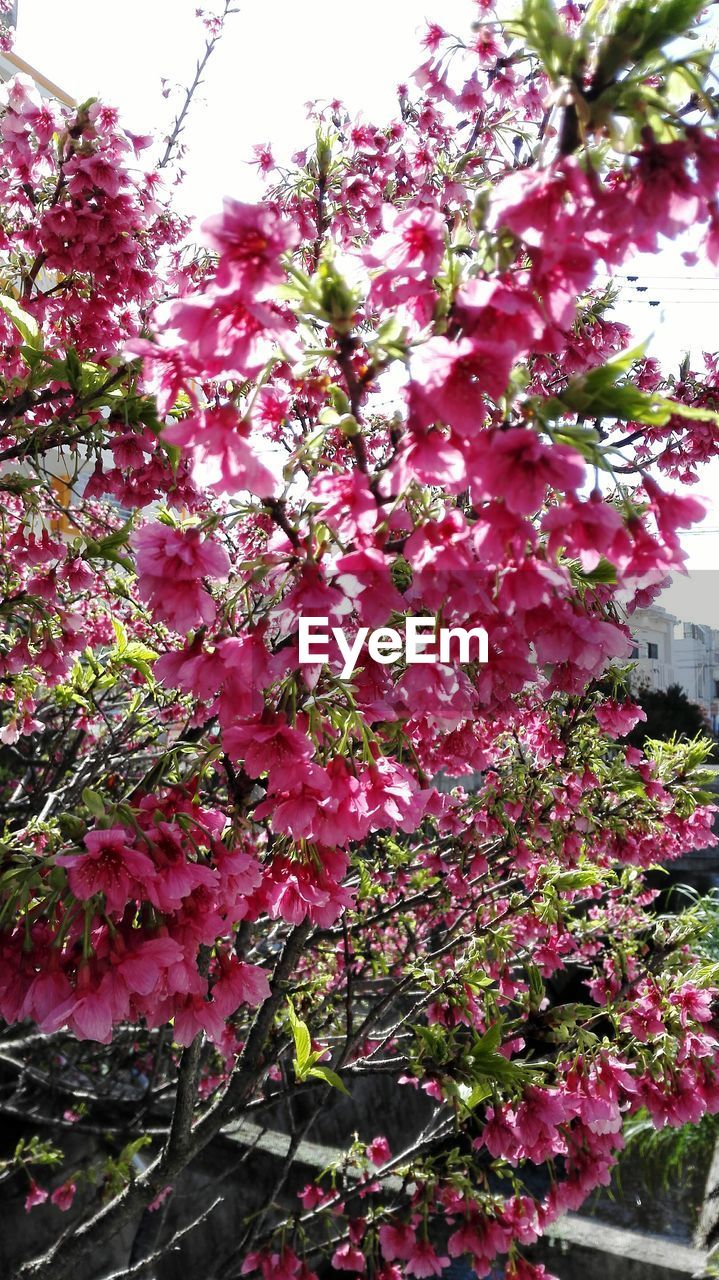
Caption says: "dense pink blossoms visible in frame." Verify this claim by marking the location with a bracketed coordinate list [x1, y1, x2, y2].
[3, 2, 719, 1278]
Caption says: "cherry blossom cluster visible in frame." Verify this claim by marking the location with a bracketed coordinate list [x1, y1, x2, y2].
[3, 1, 719, 1277]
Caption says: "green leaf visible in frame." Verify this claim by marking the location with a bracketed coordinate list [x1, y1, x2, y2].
[465, 1022, 536, 1088]
[84, 517, 135, 572]
[473, 1022, 502, 1055]
[0, 294, 42, 349]
[570, 557, 618, 586]
[82, 788, 106, 819]
[122, 642, 158, 665]
[308, 1064, 350, 1095]
[527, 963, 545, 1011]
[357, 859, 377, 899]
[659, 399, 719, 426]
[535, 343, 719, 443]
[162, 441, 182, 475]
[57, 814, 87, 842]
[589, 0, 706, 85]
[444, 1077, 492, 1112]
[111, 618, 128, 654]
[505, 0, 579, 81]
[95, 518, 134, 554]
[286, 998, 313, 1075]
[328, 385, 351, 415]
[456, 1080, 492, 1111]
[469, 1042, 527, 1086]
[550, 869, 601, 892]
[550, 425, 604, 466]
[65, 349, 83, 393]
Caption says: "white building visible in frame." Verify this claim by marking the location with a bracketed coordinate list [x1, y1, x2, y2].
[628, 604, 677, 693]
[630, 604, 718, 727]
[675, 621, 717, 714]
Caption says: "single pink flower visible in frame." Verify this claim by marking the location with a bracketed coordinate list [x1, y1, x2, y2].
[331, 1241, 366, 1272]
[201, 198, 299, 293]
[222, 715, 313, 781]
[148, 1185, 173, 1212]
[365, 205, 445, 276]
[164, 406, 279, 498]
[211, 956, 271, 1016]
[50, 1181, 77, 1212]
[379, 1222, 415, 1262]
[405, 1239, 449, 1277]
[468, 427, 585, 515]
[410, 334, 515, 431]
[133, 522, 230, 632]
[366, 1135, 392, 1166]
[57, 828, 156, 914]
[594, 699, 646, 738]
[25, 1180, 49, 1212]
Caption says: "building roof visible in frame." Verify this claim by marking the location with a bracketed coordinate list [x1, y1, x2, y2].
[0, 47, 75, 107]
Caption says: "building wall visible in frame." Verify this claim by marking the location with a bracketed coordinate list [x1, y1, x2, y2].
[674, 622, 716, 712]
[630, 605, 717, 724]
[629, 605, 677, 697]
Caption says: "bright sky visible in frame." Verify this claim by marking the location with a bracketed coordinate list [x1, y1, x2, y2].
[14, 0, 719, 627]
[16, 0, 470, 218]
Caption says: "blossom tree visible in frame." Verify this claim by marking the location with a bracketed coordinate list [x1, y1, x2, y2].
[2, 2, 719, 1278]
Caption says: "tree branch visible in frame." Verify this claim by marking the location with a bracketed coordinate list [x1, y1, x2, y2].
[14, 921, 312, 1280]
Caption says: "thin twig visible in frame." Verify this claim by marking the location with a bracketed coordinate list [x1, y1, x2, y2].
[158, 2, 239, 172]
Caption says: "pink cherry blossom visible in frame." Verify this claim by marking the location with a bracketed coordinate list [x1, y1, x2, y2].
[134, 522, 230, 632]
[201, 198, 300, 293]
[366, 1135, 392, 1166]
[25, 1180, 49, 1212]
[57, 829, 156, 914]
[165, 405, 279, 498]
[50, 1181, 77, 1212]
[411, 334, 515, 431]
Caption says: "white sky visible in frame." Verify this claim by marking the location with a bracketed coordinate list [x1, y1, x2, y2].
[16, 0, 470, 218]
[14, 0, 719, 625]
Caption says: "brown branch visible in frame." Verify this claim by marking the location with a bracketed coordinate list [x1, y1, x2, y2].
[97, 1196, 225, 1280]
[263, 497, 300, 548]
[165, 1034, 204, 1165]
[14, 921, 312, 1280]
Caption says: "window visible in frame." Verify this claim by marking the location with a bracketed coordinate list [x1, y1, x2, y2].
[647, 642, 659, 660]
[49, 474, 73, 535]
[630, 645, 639, 659]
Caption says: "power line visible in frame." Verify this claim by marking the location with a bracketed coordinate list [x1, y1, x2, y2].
[609, 274, 719, 283]
[597, 280, 719, 290]
[617, 298, 719, 305]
